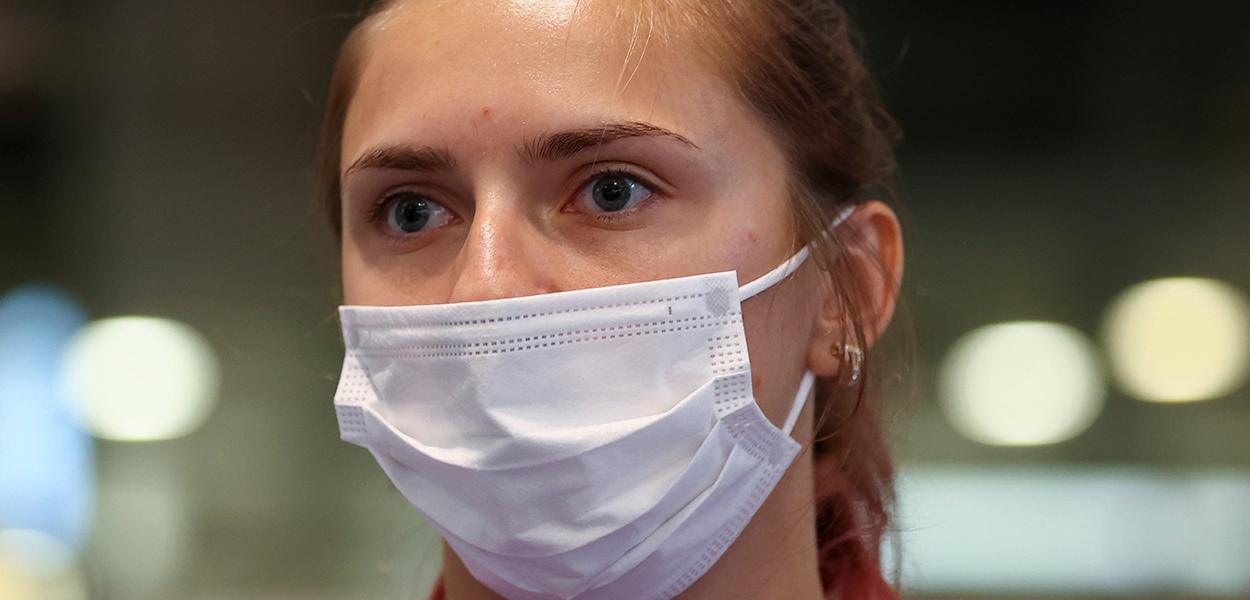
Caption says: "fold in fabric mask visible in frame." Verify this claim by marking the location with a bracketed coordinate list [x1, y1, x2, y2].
[334, 205, 855, 600]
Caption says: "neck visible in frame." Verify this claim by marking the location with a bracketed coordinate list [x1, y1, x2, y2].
[438, 444, 823, 600]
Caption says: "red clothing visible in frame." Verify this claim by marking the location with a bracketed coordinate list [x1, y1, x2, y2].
[428, 579, 445, 600]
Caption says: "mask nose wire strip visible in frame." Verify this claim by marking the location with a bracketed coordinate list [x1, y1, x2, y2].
[735, 204, 857, 301]
[781, 370, 817, 435]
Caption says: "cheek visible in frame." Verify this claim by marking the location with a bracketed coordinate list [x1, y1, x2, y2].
[720, 191, 800, 280]
[741, 307, 805, 423]
[340, 240, 418, 306]
[739, 270, 821, 423]
[734, 227, 762, 258]
[339, 244, 369, 305]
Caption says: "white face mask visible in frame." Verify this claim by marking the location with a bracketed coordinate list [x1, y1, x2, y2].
[334, 206, 854, 600]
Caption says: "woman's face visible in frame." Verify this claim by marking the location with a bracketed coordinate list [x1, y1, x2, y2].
[340, 0, 825, 421]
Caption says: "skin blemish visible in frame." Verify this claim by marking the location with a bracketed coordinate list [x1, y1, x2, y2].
[480, 106, 492, 120]
[746, 230, 758, 243]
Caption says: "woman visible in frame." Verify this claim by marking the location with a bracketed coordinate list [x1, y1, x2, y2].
[320, 0, 905, 598]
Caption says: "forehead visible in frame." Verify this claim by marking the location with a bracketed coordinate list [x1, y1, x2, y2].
[340, 0, 741, 168]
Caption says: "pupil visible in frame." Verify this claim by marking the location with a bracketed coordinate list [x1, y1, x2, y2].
[592, 175, 631, 212]
[392, 193, 430, 232]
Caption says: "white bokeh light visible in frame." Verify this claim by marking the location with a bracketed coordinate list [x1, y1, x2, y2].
[63, 317, 220, 442]
[939, 321, 1106, 446]
[1102, 277, 1250, 403]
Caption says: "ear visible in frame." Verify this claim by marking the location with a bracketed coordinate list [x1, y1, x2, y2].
[805, 200, 904, 378]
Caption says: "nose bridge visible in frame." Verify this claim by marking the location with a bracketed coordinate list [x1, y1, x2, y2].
[448, 197, 556, 303]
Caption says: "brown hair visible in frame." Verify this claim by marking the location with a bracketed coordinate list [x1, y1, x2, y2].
[317, 1, 902, 597]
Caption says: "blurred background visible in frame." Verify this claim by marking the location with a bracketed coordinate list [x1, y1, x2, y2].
[1, 1, 1248, 599]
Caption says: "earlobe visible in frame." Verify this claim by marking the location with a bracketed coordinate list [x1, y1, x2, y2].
[805, 274, 850, 379]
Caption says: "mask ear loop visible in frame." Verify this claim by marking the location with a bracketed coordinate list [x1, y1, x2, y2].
[736, 204, 857, 301]
[736, 203, 856, 436]
[781, 370, 817, 434]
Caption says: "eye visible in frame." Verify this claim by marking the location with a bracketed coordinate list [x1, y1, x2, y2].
[576, 170, 654, 214]
[375, 190, 455, 236]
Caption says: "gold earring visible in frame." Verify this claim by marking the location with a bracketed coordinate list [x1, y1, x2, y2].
[829, 342, 863, 386]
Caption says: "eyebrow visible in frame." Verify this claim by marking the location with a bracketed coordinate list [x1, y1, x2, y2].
[520, 121, 699, 163]
[345, 145, 456, 176]
[344, 120, 698, 176]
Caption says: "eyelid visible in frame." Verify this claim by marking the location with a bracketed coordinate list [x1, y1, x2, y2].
[366, 185, 456, 224]
[585, 162, 670, 195]
[356, 162, 666, 228]
[348, 170, 461, 222]
[564, 164, 664, 213]
[365, 188, 460, 246]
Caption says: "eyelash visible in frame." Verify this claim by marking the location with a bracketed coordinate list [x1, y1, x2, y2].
[366, 193, 406, 225]
[567, 166, 661, 223]
[363, 166, 661, 229]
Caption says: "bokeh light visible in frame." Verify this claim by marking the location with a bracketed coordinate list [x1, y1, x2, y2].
[1102, 277, 1250, 403]
[890, 466, 1250, 596]
[939, 322, 1106, 446]
[0, 529, 87, 600]
[0, 285, 93, 549]
[64, 316, 220, 442]
[0, 529, 74, 578]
